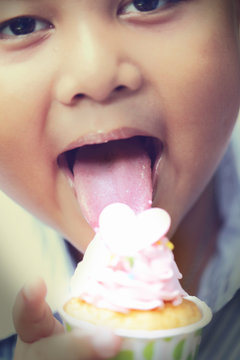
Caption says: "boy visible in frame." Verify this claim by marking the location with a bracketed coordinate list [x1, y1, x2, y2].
[0, 0, 240, 358]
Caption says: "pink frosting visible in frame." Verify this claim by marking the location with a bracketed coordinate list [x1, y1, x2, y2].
[70, 203, 187, 313]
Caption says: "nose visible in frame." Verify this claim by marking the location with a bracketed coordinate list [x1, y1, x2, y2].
[54, 23, 143, 104]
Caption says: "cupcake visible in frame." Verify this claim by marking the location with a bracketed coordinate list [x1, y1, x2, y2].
[61, 203, 212, 360]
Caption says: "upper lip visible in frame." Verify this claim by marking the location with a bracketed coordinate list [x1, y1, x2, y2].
[59, 127, 155, 153]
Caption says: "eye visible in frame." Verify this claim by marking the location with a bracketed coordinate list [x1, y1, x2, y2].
[0, 16, 53, 37]
[121, 0, 182, 13]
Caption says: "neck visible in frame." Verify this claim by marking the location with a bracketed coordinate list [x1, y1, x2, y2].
[172, 177, 222, 295]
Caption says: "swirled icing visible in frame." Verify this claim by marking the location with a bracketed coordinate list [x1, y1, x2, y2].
[70, 203, 187, 313]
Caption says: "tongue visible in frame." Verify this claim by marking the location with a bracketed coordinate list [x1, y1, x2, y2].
[73, 137, 152, 230]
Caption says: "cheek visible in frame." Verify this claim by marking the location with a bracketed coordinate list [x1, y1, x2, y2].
[169, 42, 239, 209]
[133, 8, 240, 225]
[0, 62, 92, 246]
[165, 39, 240, 170]
[133, 1, 240, 146]
[146, 8, 240, 164]
[0, 62, 55, 207]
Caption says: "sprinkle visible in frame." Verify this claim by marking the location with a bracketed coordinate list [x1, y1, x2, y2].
[126, 257, 135, 267]
[167, 241, 174, 250]
[155, 240, 163, 246]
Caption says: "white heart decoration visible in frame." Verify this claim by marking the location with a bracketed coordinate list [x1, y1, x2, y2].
[98, 203, 171, 256]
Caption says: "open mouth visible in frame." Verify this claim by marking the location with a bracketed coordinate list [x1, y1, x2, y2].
[58, 136, 163, 229]
[59, 136, 161, 177]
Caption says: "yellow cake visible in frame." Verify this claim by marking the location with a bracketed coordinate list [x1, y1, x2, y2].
[64, 297, 202, 331]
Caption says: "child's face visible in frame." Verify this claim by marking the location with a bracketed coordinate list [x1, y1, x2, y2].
[0, 0, 239, 251]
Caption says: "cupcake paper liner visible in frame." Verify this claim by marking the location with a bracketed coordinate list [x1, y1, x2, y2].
[59, 296, 212, 360]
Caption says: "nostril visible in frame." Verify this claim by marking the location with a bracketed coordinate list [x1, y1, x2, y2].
[115, 85, 125, 92]
[71, 93, 85, 104]
[75, 93, 85, 99]
[72, 86, 126, 104]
